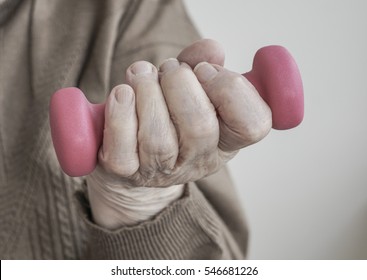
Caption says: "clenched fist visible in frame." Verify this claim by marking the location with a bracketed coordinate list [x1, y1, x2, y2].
[87, 39, 272, 229]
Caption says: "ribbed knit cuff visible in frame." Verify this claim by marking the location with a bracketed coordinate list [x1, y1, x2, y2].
[75, 182, 227, 259]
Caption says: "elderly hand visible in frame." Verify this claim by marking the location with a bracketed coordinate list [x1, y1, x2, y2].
[87, 39, 272, 229]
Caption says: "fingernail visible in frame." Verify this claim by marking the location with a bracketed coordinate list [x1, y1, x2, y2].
[159, 58, 180, 73]
[113, 85, 134, 104]
[130, 61, 154, 75]
[194, 62, 218, 83]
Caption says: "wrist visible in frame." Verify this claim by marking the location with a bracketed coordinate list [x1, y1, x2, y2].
[86, 167, 185, 229]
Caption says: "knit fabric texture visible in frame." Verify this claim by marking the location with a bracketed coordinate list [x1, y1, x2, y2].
[0, 0, 248, 259]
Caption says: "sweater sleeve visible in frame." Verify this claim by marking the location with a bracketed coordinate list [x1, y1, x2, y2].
[77, 178, 246, 259]
[108, 0, 201, 86]
[77, 0, 201, 102]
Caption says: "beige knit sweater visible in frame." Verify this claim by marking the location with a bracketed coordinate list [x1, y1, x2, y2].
[0, 0, 248, 259]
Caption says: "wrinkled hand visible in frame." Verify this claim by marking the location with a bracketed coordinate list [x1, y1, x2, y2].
[87, 39, 272, 229]
[97, 45, 271, 187]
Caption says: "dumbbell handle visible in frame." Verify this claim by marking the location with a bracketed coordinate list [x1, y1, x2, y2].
[50, 45, 304, 177]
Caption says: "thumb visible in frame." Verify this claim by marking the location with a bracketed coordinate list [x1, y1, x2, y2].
[177, 38, 225, 68]
[194, 62, 272, 151]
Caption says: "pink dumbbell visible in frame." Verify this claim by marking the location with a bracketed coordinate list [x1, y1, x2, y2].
[50, 46, 304, 177]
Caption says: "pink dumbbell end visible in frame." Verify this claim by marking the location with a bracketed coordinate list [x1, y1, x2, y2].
[243, 45, 304, 130]
[49, 88, 105, 177]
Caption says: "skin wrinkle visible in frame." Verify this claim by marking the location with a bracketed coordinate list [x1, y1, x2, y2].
[87, 168, 184, 228]
[160, 65, 219, 157]
[87, 40, 271, 229]
[200, 67, 271, 151]
[130, 65, 179, 179]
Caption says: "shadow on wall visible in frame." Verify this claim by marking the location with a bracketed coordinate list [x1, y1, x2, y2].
[330, 204, 367, 259]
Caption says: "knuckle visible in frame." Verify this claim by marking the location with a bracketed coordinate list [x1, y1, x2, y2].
[239, 118, 272, 145]
[139, 134, 173, 153]
[159, 153, 177, 170]
[185, 116, 219, 142]
[138, 165, 156, 180]
[161, 63, 191, 82]
[187, 124, 212, 140]
[230, 74, 246, 89]
[216, 74, 246, 93]
[217, 74, 247, 100]
[140, 138, 178, 166]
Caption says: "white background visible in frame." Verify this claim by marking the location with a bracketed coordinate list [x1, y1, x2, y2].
[2, 260, 367, 280]
[184, 0, 367, 259]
